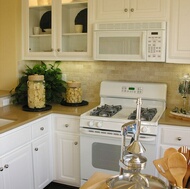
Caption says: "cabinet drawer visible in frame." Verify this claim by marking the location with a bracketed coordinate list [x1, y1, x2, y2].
[55, 116, 80, 133]
[32, 117, 49, 139]
[0, 126, 31, 156]
[160, 127, 190, 146]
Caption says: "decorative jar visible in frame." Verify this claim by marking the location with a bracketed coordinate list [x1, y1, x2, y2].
[27, 74, 45, 108]
[66, 81, 82, 103]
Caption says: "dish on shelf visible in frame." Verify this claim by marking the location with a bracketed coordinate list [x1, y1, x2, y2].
[75, 8, 87, 33]
[40, 11, 51, 32]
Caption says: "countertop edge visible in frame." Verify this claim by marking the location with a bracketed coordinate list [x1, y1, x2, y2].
[0, 104, 190, 134]
[0, 102, 99, 134]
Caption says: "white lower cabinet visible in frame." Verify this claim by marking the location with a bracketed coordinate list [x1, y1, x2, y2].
[0, 115, 53, 189]
[157, 124, 190, 181]
[32, 135, 52, 189]
[0, 145, 34, 189]
[53, 114, 80, 187]
[55, 133, 80, 186]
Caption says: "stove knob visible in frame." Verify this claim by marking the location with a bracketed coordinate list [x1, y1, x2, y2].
[88, 121, 94, 127]
[96, 121, 102, 128]
[141, 126, 148, 133]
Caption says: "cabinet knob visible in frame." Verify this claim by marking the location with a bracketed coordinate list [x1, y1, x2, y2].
[177, 137, 182, 141]
[40, 127, 44, 131]
[35, 148, 38, 151]
[0, 167, 3, 171]
[74, 142, 78, 145]
[124, 8, 128, 12]
[65, 124, 69, 128]
[57, 48, 60, 52]
[4, 164, 9, 169]
[130, 8, 134, 12]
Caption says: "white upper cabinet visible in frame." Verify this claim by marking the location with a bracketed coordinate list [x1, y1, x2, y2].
[167, 0, 190, 64]
[93, 0, 167, 21]
[22, 0, 91, 61]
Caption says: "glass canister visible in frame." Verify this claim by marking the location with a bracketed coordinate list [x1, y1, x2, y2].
[27, 74, 45, 109]
[66, 81, 82, 103]
[178, 73, 190, 112]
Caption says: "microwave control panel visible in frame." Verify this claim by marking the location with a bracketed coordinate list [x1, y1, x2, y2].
[147, 30, 166, 62]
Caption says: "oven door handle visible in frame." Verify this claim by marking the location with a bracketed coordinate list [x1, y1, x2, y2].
[80, 128, 122, 138]
[80, 128, 156, 142]
[138, 135, 156, 142]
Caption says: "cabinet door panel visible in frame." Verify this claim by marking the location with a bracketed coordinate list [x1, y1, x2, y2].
[55, 132, 80, 186]
[94, 0, 166, 21]
[160, 127, 190, 146]
[167, 0, 190, 63]
[130, 0, 166, 19]
[95, 0, 129, 20]
[2, 145, 33, 189]
[33, 135, 52, 189]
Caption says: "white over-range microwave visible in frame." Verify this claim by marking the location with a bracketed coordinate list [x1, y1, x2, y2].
[93, 21, 166, 62]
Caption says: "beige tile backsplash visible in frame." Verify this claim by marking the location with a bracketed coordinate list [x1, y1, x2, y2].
[58, 61, 190, 110]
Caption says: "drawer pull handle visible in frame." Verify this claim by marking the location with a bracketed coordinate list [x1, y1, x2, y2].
[40, 127, 44, 131]
[4, 164, 9, 169]
[74, 142, 78, 145]
[35, 148, 38, 151]
[124, 8, 128, 12]
[65, 124, 69, 128]
[177, 137, 182, 141]
[0, 167, 3, 171]
[130, 8, 134, 12]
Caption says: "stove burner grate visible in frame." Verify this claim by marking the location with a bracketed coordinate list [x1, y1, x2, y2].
[128, 108, 157, 121]
[90, 104, 122, 117]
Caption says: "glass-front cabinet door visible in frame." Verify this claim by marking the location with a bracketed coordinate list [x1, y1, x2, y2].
[22, 0, 90, 60]
[57, 0, 88, 55]
[23, 0, 54, 59]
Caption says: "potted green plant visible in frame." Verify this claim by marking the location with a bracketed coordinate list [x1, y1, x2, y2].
[11, 61, 66, 105]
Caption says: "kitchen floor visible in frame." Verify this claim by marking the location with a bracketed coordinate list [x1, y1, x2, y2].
[44, 182, 79, 189]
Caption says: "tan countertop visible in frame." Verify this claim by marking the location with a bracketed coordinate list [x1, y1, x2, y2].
[0, 103, 189, 134]
[159, 108, 190, 127]
[0, 102, 98, 134]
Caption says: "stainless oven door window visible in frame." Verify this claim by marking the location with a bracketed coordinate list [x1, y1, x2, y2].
[92, 142, 121, 172]
[80, 133, 121, 183]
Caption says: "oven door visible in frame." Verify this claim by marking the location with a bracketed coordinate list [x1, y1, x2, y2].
[80, 130, 121, 185]
[80, 128, 157, 185]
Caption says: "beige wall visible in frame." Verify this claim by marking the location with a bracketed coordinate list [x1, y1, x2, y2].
[1, 0, 190, 110]
[0, 0, 21, 91]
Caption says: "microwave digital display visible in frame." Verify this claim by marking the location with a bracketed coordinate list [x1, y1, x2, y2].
[128, 87, 135, 91]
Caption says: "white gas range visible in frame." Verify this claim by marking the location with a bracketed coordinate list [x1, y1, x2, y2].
[80, 81, 167, 185]
[80, 81, 167, 136]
